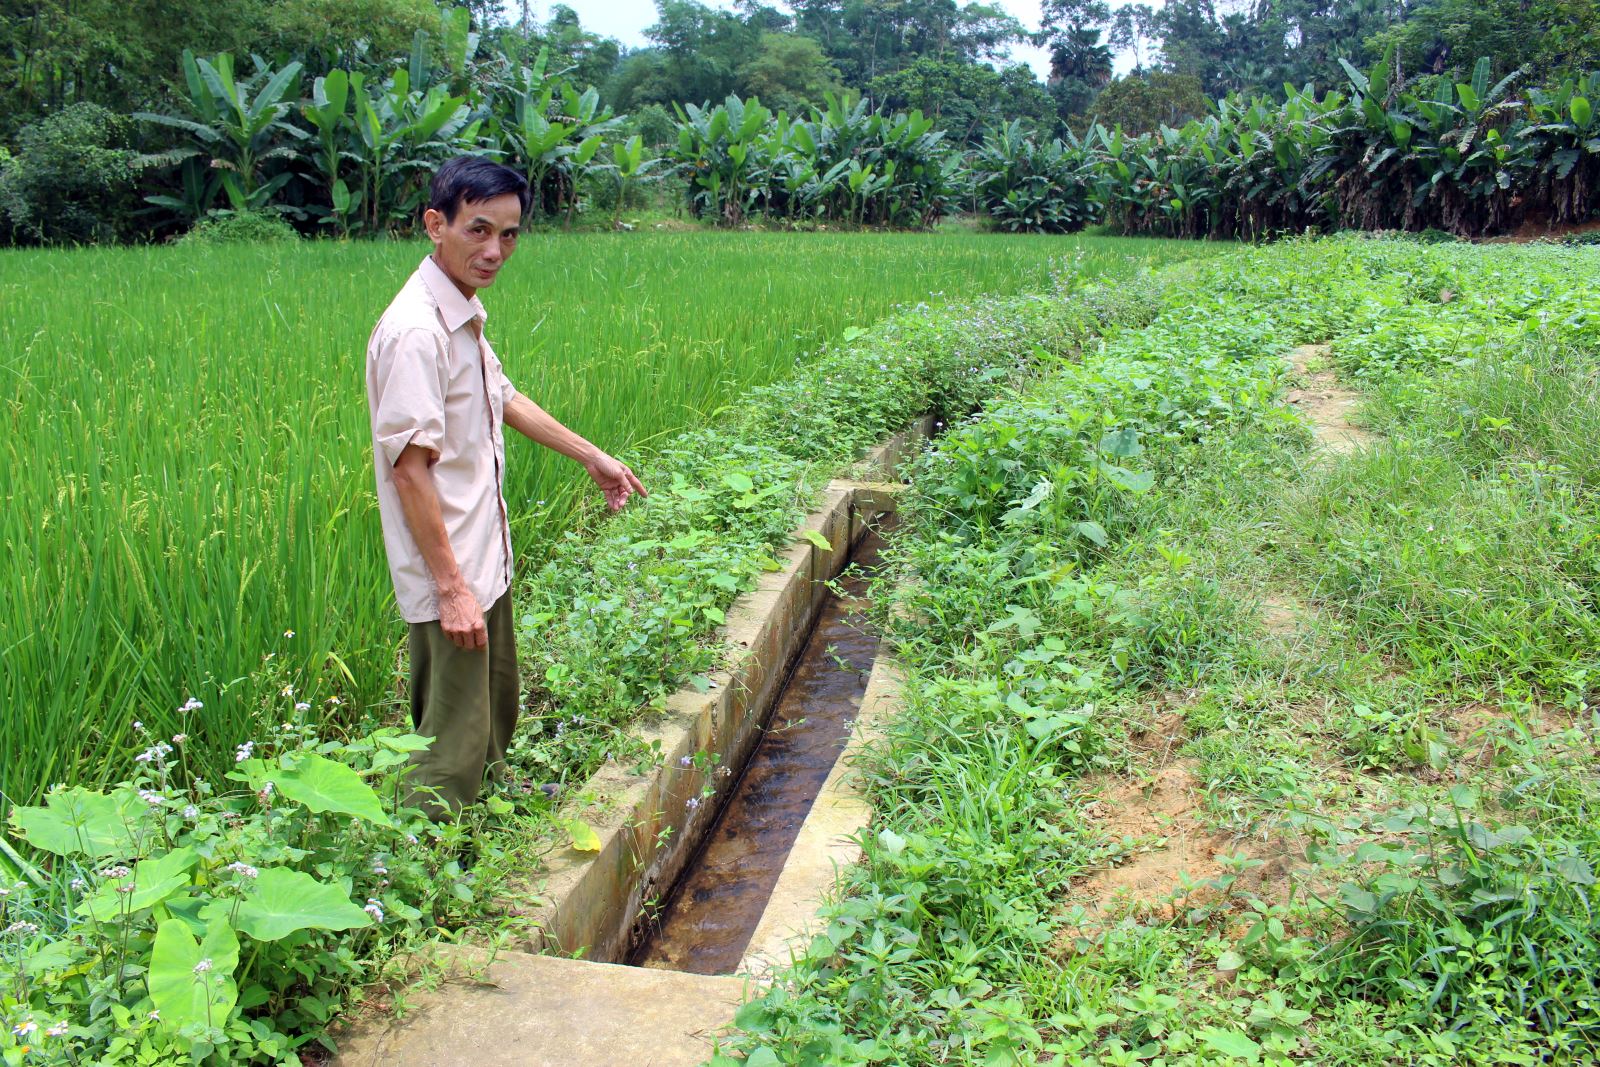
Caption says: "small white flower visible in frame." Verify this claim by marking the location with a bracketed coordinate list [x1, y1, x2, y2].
[46, 1021, 68, 1038]
[295, 702, 310, 712]
[147, 1010, 160, 1022]
[685, 797, 701, 812]
[182, 805, 199, 820]
[132, 721, 144, 732]
[139, 789, 164, 807]
[179, 697, 203, 713]
[283, 630, 295, 639]
[192, 958, 213, 975]
[234, 741, 254, 762]
[225, 862, 258, 879]
[326, 696, 342, 706]
[280, 685, 295, 698]
[678, 755, 693, 768]
[69, 878, 85, 891]
[172, 733, 187, 744]
[12, 1019, 37, 1038]
[99, 865, 131, 879]
[364, 899, 384, 922]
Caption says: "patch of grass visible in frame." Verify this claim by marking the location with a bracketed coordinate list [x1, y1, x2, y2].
[720, 237, 1600, 1066]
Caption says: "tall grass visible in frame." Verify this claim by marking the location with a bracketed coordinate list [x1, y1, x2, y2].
[0, 230, 1206, 807]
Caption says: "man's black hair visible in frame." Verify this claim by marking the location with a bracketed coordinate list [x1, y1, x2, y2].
[428, 156, 532, 222]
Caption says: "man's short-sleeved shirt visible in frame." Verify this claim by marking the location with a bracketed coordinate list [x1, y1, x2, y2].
[367, 255, 519, 623]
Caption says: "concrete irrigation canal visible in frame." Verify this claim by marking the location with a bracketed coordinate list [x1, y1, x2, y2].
[334, 426, 927, 1067]
[631, 526, 889, 974]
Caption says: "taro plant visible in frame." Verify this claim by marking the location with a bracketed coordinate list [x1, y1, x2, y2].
[0, 704, 467, 1064]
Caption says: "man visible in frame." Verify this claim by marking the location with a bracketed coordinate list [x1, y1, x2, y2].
[367, 155, 646, 818]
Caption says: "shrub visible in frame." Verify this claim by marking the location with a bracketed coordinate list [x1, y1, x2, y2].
[0, 103, 143, 245]
[178, 212, 302, 246]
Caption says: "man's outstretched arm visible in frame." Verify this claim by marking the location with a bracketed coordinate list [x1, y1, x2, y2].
[503, 391, 647, 511]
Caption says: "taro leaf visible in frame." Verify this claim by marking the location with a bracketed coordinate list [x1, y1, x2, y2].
[1098, 426, 1143, 459]
[1197, 1027, 1262, 1062]
[1002, 478, 1052, 523]
[10, 786, 143, 859]
[268, 753, 390, 825]
[1555, 853, 1596, 886]
[564, 818, 602, 852]
[234, 867, 373, 941]
[148, 914, 240, 1037]
[1097, 461, 1156, 494]
[722, 472, 755, 494]
[77, 847, 198, 921]
[798, 529, 833, 551]
[876, 828, 907, 856]
[1074, 520, 1109, 547]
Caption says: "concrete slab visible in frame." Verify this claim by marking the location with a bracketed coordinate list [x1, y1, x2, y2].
[334, 951, 747, 1067]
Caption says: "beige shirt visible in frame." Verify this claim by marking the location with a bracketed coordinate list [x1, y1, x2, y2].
[367, 255, 519, 624]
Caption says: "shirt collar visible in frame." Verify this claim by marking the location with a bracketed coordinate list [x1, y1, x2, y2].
[419, 255, 488, 334]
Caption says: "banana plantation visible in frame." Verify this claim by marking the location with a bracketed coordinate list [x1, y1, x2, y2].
[18, 0, 1600, 242]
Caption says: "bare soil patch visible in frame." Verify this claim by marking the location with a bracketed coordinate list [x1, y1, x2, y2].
[1285, 344, 1379, 454]
[1072, 761, 1235, 922]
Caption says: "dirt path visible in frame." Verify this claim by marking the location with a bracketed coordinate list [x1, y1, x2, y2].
[1284, 343, 1378, 454]
[1061, 346, 1381, 935]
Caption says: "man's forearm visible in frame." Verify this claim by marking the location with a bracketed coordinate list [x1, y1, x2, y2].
[504, 392, 599, 466]
[392, 448, 468, 595]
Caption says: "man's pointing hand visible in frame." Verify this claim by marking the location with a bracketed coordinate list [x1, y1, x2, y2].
[585, 452, 648, 512]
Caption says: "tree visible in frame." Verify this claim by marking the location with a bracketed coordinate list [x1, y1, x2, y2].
[1088, 71, 1210, 133]
[737, 33, 843, 113]
[1108, 4, 1159, 72]
[0, 102, 144, 243]
[1364, 0, 1600, 82]
[869, 56, 1054, 143]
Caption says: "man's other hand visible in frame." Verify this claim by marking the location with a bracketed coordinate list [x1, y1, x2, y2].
[439, 583, 488, 650]
[585, 452, 648, 512]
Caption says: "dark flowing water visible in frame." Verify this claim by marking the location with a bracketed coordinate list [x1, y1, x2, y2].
[629, 527, 888, 974]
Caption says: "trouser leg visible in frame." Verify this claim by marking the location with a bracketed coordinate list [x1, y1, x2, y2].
[405, 591, 520, 819]
[485, 590, 521, 784]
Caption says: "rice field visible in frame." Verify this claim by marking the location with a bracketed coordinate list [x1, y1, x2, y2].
[0, 229, 1207, 808]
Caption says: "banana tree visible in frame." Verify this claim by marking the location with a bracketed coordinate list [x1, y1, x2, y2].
[609, 135, 659, 227]
[348, 67, 474, 233]
[134, 50, 306, 217]
[489, 57, 620, 221]
[301, 70, 359, 235]
[1525, 72, 1600, 224]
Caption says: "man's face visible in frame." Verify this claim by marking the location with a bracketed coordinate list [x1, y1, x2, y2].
[423, 192, 523, 296]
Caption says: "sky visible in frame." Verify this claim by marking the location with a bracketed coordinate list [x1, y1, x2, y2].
[521, 1, 1132, 83]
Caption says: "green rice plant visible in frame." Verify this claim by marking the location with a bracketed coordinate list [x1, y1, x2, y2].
[0, 231, 1202, 811]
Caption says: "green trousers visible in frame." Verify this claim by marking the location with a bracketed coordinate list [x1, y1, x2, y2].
[405, 590, 520, 819]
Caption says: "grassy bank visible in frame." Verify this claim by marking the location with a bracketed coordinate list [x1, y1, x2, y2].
[0, 231, 1207, 809]
[721, 237, 1600, 1065]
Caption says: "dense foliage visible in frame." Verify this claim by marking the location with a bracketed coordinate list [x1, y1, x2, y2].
[667, 93, 959, 227]
[720, 235, 1600, 1065]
